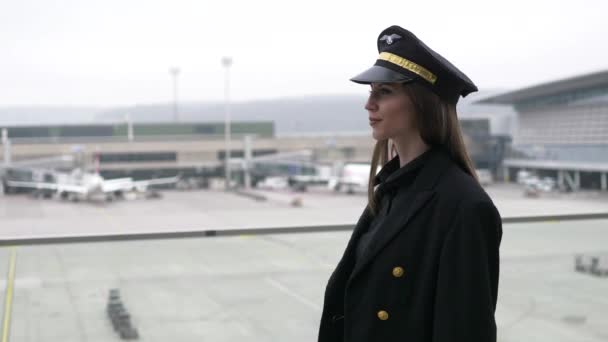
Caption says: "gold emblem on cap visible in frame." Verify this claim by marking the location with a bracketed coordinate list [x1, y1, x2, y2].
[378, 52, 437, 85]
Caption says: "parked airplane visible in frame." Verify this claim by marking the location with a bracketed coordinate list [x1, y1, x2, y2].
[4, 169, 179, 202]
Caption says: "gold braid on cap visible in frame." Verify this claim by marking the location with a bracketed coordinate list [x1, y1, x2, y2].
[378, 52, 437, 84]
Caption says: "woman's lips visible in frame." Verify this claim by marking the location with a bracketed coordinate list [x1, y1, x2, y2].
[369, 118, 382, 126]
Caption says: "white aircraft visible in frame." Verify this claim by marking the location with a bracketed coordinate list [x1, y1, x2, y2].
[4, 169, 179, 202]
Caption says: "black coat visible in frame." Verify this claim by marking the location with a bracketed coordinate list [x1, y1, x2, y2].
[318, 149, 502, 342]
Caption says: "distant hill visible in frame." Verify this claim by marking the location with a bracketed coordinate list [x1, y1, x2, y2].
[0, 91, 515, 135]
[95, 95, 371, 135]
[0, 106, 102, 126]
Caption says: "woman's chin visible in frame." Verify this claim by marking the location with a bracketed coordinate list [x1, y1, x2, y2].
[372, 130, 387, 141]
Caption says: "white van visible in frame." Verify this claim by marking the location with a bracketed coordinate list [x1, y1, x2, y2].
[331, 163, 381, 194]
[476, 169, 493, 186]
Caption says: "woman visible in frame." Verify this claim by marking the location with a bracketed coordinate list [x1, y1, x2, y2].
[318, 26, 502, 342]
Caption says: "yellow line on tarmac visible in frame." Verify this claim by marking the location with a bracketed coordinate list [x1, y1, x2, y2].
[1, 248, 16, 342]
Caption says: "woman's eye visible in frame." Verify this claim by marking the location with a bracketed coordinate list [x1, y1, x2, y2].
[369, 88, 392, 97]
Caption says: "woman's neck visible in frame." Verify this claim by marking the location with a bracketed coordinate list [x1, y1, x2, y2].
[392, 134, 430, 168]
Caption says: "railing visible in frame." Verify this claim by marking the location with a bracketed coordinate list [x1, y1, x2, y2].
[0, 212, 608, 246]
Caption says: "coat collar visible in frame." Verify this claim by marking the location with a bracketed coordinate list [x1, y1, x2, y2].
[347, 147, 453, 285]
[410, 147, 453, 191]
[373, 147, 432, 188]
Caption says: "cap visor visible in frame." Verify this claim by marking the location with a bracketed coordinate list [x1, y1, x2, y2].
[350, 65, 414, 84]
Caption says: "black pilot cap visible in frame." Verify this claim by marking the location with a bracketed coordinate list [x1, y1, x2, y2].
[350, 25, 478, 105]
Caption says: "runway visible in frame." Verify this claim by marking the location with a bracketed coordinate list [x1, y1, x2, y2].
[0, 183, 607, 238]
[0, 184, 607, 341]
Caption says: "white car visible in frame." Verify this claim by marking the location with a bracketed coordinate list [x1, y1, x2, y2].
[517, 170, 535, 184]
[476, 169, 493, 186]
[256, 176, 289, 190]
[538, 177, 556, 191]
[333, 163, 380, 194]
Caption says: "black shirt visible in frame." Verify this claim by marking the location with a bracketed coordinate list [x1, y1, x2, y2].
[355, 148, 433, 263]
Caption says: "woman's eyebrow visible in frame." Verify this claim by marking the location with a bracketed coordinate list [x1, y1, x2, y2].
[371, 83, 394, 89]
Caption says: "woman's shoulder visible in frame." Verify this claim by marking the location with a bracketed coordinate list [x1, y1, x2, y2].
[434, 163, 496, 210]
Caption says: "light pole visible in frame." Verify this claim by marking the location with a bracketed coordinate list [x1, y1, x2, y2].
[169, 67, 180, 122]
[2, 128, 10, 166]
[222, 57, 233, 190]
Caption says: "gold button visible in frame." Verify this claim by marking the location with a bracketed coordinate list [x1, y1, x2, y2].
[392, 266, 405, 278]
[377, 310, 389, 320]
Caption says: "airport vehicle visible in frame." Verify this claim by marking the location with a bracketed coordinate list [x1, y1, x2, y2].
[236, 149, 332, 191]
[331, 163, 381, 194]
[518, 171, 557, 197]
[538, 177, 556, 192]
[516, 170, 535, 184]
[256, 169, 332, 192]
[476, 169, 494, 186]
[287, 174, 331, 192]
[256, 176, 289, 190]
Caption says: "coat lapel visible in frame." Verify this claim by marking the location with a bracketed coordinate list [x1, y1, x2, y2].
[346, 148, 453, 286]
[324, 206, 372, 293]
[347, 190, 434, 283]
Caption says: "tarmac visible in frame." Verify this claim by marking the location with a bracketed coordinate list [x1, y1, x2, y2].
[0, 183, 607, 341]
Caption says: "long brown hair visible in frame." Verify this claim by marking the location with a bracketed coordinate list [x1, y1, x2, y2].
[367, 83, 478, 215]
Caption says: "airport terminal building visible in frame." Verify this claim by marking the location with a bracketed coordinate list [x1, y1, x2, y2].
[0, 116, 506, 189]
[478, 70, 608, 191]
[0, 121, 374, 188]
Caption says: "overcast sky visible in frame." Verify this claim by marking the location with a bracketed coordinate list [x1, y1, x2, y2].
[1, 0, 607, 106]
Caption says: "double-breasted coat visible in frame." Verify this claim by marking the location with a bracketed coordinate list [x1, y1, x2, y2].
[318, 148, 503, 342]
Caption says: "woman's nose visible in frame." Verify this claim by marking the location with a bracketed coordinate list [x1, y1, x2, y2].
[365, 96, 378, 112]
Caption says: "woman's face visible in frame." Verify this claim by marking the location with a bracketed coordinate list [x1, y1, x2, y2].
[365, 83, 418, 141]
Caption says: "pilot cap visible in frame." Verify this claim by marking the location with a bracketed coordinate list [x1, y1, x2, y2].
[351, 25, 478, 105]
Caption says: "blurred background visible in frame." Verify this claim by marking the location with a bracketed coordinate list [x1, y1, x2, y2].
[0, 1, 607, 341]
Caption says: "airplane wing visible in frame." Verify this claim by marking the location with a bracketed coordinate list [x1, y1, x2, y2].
[5, 180, 58, 191]
[132, 176, 180, 191]
[5, 180, 88, 194]
[101, 178, 134, 193]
